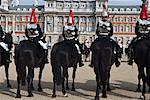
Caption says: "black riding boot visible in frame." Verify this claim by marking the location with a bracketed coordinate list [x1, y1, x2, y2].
[45, 50, 49, 64]
[79, 54, 84, 67]
[127, 47, 133, 65]
[111, 39, 121, 67]
[115, 51, 121, 67]
[6, 51, 12, 63]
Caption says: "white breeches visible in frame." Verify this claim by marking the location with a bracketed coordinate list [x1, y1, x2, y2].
[38, 40, 48, 50]
[0, 42, 9, 51]
[75, 44, 81, 54]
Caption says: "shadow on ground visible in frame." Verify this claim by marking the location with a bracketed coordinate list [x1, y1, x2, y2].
[0, 79, 145, 99]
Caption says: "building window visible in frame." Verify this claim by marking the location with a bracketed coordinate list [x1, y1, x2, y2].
[74, 16, 79, 29]
[120, 17, 124, 22]
[8, 16, 12, 21]
[16, 16, 20, 22]
[126, 25, 130, 32]
[80, 16, 86, 31]
[114, 17, 118, 22]
[57, 2, 63, 9]
[132, 17, 137, 23]
[132, 25, 135, 32]
[73, 2, 79, 9]
[57, 16, 63, 32]
[1, 25, 6, 31]
[46, 16, 54, 32]
[8, 25, 13, 32]
[22, 24, 26, 31]
[88, 16, 95, 31]
[15, 24, 20, 31]
[114, 25, 118, 32]
[22, 16, 26, 21]
[126, 17, 130, 22]
[1, 16, 6, 21]
[48, 2, 53, 7]
[80, 2, 86, 9]
[64, 2, 71, 9]
[120, 25, 124, 32]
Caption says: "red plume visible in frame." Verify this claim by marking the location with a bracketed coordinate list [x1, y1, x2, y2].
[67, 9, 74, 25]
[140, 3, 149, 19]
[30, 7, 37, 23]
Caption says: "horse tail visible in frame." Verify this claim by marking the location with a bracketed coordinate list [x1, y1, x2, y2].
[51, 44, 62, 85]
[100, 48, 112, 84]
[15, 48, 27, 86]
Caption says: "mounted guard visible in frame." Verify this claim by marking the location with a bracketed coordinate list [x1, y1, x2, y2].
[25, 7, 49, 63]
[128, 1, 150, 65]
[0, 25, 12, 63]
[62, 9, 84, 67]
[90, 4, 121, 67]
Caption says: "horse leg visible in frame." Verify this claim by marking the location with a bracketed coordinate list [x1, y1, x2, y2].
[52, 77, 56, 98]
[16, 67, 21, 98]
[102, 83, 107, 98]
[146, 67, 150, 92]
[66, 68, 69, 90]
[62, 67, 68, 97]
[95, 74, 100, 100]
[27, 67, 34, 97]
[4, 63, 11, 88]
[139, 67, 146, 100]
[71, 66, 77, 91]
[136, 73, 141, 92]
[31, 69, 35, 90]
[107, 70, 111, 91]
[38, 64, 44, 92]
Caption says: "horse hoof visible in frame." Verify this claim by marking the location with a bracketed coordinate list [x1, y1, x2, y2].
[64, 93, 68, 97]
[7, 84, 11, 88]
[38, 88, 43, 92]
[27, 93, 33, 97]
[71, 88, 75, 91]
[66, 87, 70, 90]
[52, 94, 56, 98]
[94, 96, 99, 100]
[16, 94, 21, 98]
[139, 95, 145, 100]
[102, 94, 107, 98]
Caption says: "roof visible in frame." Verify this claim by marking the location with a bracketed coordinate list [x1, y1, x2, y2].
[9, 5, 44, 11]
[108, 5, 141, 10]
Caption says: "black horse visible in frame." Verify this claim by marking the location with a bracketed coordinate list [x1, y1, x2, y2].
[91, 37, 116, 100]
[133, 38, 150, 99]
[14, 39, 46, 98]
[0, 32, 13, 87]
[51, 40, 80, 97]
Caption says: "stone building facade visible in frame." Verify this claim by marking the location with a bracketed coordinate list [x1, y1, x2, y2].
[0, 0, 141, 49]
